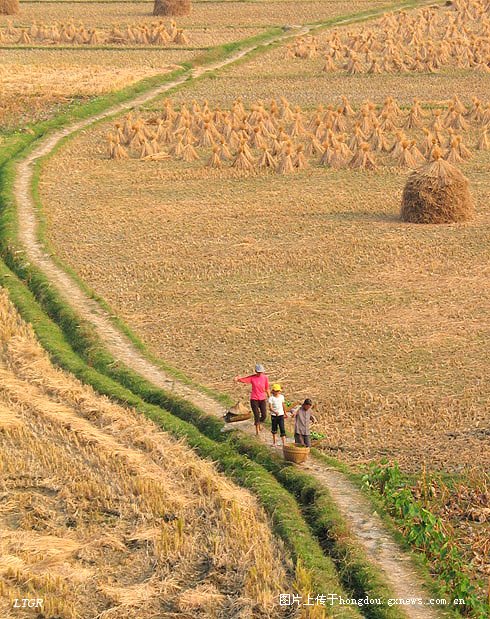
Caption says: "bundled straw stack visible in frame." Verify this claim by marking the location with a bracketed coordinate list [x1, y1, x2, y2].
[400, 147, 474, 223]
[153, 0, 191, 16]
[0, 19, 190, 46]
[105, 94, 489, 178]
[289, 0, 490, 75]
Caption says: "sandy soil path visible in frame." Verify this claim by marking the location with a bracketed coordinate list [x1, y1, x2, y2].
[12, 11, 441, 619]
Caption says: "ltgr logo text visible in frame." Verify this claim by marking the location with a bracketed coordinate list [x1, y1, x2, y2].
[13, 599, 44, 609]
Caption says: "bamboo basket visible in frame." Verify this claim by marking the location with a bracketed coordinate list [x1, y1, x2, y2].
[224, 411, 251, 423]
[283, 444, 310, 464]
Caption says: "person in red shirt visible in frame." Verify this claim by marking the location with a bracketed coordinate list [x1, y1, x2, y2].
[234, 364, 271, 435]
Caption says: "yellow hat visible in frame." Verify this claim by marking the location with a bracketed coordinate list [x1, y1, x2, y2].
[271, 383, 282, 392]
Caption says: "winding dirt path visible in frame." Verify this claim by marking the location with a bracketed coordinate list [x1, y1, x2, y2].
[12, 9, 442, 619]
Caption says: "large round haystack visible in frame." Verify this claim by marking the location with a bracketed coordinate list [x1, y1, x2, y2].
[400, 148, 474, 224]
[153, 0, 190, 16]
[0, 0, 19, 14]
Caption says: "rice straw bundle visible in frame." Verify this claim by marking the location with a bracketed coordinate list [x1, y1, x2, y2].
[349, 142, 377, 170]
[107, 135, 116, 159]
[277, 146, 295, 174]
[456, 135, 472, 160]
[421, 128, 435, 156]
[367, 57, 383, 74]
[400, 146, 473, 223]
[153, 28, 171, 44]
[332, 110, 348, 132]
[340, 96, 355, 117]
[359, 109, 373, 135]
[390, 131, 406, 157]
[293, 144, 308, 169]
[394, 140, 418, 168]
[168, 20, 178, 39]
[258, 148, 277, 170]
[111, 142, 129, 160]
[174, 29, 189, 44]
[181, 142, 199, 162]
[198, 123, 215, 148]
[337, 134, 353, 158]
[409, 140, 426, 166]
[379, 111, 397, 132]
[139, 141, 154, 159]
[249, 126, 267, 149]
[404, 106, 423, 129]
[319, 142, 335, 166]
[467, 97, 485, 123]
[345, 52, 364, 74]
[206, 146, 222, 169]
[476, 126, 489, 150]
[371, 126, 391, 152]
[218, 138, 232, 161]
[304, 134, 323, 156]
[329, 145, 348, 169]
[169, 137, 184, 158]
[445, 137, 464, 164]
[17, 29, 32, 44]
[349, 126, 366, 151]
[431, 110, 444, 132]
[323, 53, 336, 72]
[232, 146, 254, 171]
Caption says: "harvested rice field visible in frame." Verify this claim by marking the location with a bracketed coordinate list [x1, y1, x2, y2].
[0, 52, 186, 128]
[41, 99, 490, 473]
[40, 0, 490, 475]
[0, 288, 294, 618]
[1, 0, 394, 29]
[3, 0, 490, 614]
[169, 1, 490, 107]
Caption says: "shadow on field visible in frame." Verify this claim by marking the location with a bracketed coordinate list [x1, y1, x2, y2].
[328, 211, 400, 224]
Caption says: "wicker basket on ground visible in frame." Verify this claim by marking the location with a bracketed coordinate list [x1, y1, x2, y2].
[283, 444, 310, 464]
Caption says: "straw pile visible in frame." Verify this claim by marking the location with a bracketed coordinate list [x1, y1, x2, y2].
[401, 147, 474, 223]
[0, 19, 190, 46]
[0, 0, 18, 15]
[105, 94, 488, 176]
[289, 0, 490, 75]
[153, 0, 191, 17]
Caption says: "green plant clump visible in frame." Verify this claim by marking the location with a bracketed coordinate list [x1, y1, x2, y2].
[362, 461, 489, 619]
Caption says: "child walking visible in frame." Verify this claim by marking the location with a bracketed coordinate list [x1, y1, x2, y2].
[291, 398, 316, 448]
[268, 384, 287, 447]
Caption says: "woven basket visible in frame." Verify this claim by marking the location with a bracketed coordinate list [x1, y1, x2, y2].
[283, 444, 310, 464]
[224, 411, 251, 423]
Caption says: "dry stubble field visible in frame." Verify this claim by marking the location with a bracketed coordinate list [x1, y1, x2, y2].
[40, 0, 490, 473]
[0, 289, 294, 619]
[38, 0, 490, 475]
[0, 0, 390, 127]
